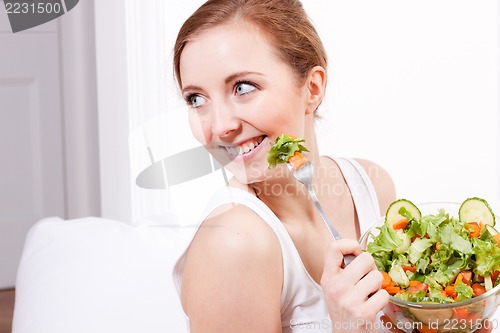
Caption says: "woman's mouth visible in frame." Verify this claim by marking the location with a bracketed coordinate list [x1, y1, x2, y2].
[224, 135, 267, 157]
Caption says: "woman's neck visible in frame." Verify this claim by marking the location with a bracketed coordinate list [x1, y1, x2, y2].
[248, 146, 332, 227]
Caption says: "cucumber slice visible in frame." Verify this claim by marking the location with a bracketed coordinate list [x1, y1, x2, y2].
[385, 199, 422, 228]
[459, 197, 495, 226]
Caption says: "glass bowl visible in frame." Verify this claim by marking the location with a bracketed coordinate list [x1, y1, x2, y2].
[359, 202, 500, 333]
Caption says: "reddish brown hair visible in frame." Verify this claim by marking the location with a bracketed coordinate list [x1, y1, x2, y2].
[173, 0, 327, 88]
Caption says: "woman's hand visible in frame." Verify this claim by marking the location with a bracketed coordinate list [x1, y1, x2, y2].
[321, 239, 389, 332]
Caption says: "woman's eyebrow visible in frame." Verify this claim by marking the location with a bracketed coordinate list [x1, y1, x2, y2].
[224, 71, 264, 84]
[181, 85, 202, 95]
[181, 71, 265, 94]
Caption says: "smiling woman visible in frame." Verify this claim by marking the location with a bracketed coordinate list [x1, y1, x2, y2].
[94, 0, 500, 332]
[167, 0, 500, 332]
[171, 1, 395, 332]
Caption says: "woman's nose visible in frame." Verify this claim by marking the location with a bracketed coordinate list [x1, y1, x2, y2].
[211, 103, 240, 138]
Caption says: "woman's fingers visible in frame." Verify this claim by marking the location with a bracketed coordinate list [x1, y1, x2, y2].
[322, 239, 363, 278]
[342, 251, 378, 285]
[322, 240, 384, 300]
[353, 269, 384, 300]
[364, 288, 389, 313]
[322, 239, 390, 331]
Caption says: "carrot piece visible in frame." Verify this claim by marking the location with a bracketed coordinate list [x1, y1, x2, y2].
[402, 265, 417, 273]
[466, 222, 481, 238]
[445, 285, 456, 297]
[472, 283, 486, 296]
[492, 270, 500, 283]
[453, 307, 471, 321]
[393, 218, 409, 230]
[381, 271, 392, 289]
[460, 271, 473, 285]
[288, 151, 307, 170]
[454, 271, 472, 287]
[493, 234, 500, 248]
[384, 286, 401, 295]
[435, 242, 441, 250]
[409, 280, 422, 287]
[408, 282, 429, 293]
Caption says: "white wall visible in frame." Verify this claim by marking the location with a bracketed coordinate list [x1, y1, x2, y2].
[305, 1, 499, 210]
[100, 1, 499, 224]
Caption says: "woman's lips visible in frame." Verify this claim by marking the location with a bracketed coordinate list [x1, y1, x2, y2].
[219, 135, 268, 163]
[224, 135, 266, 157]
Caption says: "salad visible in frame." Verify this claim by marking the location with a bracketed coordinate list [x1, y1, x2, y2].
[267, 134, 309, 169]
[367, 197, 500, 304]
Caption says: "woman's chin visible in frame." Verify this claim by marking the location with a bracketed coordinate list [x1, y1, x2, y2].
[228, 169, 266, 185]
[226, 162, 287, 185]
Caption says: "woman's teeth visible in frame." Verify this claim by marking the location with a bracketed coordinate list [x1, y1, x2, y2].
[226, 136, 265, 156]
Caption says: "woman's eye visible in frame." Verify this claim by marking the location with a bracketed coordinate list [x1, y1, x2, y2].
[235, 82, 256, 96]
[188, 94, 206, 108]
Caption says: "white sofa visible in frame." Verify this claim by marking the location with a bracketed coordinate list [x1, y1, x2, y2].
[12, 216, 500, 333]
[12, 215, 194, 333]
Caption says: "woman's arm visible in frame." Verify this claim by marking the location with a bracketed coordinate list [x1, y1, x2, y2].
[180, 204, 283, 333]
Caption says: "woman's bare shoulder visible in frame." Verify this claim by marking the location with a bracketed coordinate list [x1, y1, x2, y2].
[353, 158, 396, 214]
[181, 203, 283, 333]
[190, 203, 282, 262]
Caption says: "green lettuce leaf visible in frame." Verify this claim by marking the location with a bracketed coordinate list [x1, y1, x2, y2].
[472, 238, 500, 276]
[367, 224, 402, 253]
[434, 259, 463, 285]
[454, 281, 473, 302]
[267, 134, 309, 169]
[408, 238, 433, 265]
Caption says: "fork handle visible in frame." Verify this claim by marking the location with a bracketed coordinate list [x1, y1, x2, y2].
[306, 185, 343, 241]
[342, 254, 356, 267]
[306, 186, 356, 267]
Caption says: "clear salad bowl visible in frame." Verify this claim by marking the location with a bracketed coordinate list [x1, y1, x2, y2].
[360, 202, 500, 333]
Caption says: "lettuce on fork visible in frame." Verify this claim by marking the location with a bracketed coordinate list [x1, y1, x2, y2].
[267, 134, 309, 169]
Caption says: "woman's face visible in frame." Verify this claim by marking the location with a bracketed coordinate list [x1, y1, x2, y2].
[179, 21, 311, 184]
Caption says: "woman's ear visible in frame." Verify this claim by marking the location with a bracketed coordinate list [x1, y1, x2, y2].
[304, 66, 326, 115]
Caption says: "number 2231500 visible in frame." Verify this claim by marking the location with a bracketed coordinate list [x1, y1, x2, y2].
[5, 2, 62, 14]
[441, 318, 498, 330]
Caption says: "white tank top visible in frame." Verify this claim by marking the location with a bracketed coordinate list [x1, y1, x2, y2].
[173, 157, 382, 333]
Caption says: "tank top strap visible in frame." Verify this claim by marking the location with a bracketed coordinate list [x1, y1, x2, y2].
[328, 157, 382, 234]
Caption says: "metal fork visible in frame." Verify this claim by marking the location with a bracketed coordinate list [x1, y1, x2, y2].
[287, 161, 355, 266]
